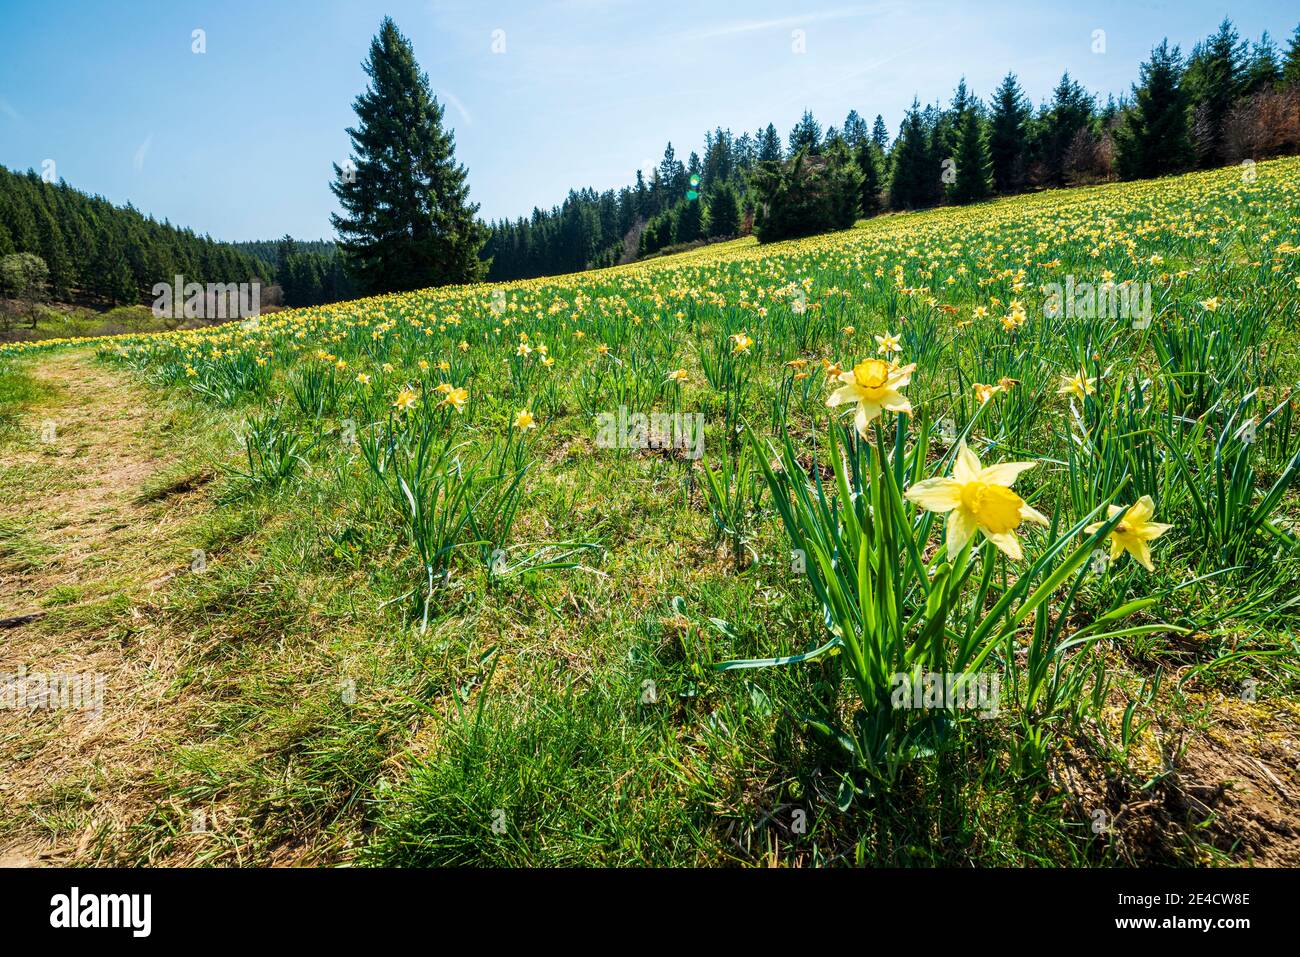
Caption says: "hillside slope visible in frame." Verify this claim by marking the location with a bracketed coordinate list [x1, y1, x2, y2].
[2, 159, 1299, 866]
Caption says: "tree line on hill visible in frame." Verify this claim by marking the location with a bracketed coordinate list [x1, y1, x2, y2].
[481, 18, 1300, 268]
[0, 164, 267, 308]
[231, 237, 354, 308]
[0, 162, 362, 315]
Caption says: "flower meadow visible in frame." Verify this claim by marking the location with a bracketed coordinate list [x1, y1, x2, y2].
[4, 157, 1299, 866]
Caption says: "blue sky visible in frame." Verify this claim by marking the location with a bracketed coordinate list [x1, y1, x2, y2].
[0, 1, 1290, 240]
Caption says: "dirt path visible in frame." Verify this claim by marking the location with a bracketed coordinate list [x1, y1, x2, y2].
[0, 349, 211, 865]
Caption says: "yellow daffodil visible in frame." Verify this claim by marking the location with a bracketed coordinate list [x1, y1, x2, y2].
[826, 358, 915, 435]
[1058, 370, 1097, 400]
[392, 386, 419, 412]
[440, 387, 468, 412]
[666, 368, 688, 383]
[513, 409, 536, 430]
[730, 332, 754, 354]
[1199, 297, 1221, 311]
[974, 382, 1003, 404]
[356, 373, 371, 386]
[905, 440, 1048, 559]
[875, 331, 901, 355]
[1084, 496, 1172, 571]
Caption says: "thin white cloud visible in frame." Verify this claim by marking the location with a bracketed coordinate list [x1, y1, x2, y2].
[779, 22, 960, 109]
[682, 4, 900, 41]
[133, 134, 152, 172]
[0, 97, 22, 122]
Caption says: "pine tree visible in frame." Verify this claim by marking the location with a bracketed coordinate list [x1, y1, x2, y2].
[943, 78, 972, 159]
[871, 114, 890, 152]
[733, 132, 756, 175]
[757, 124, 783, 163]
[701, 128, 734, 192]
[330, 18, 487, 294]
[658, 143, 686, 200]
[687, 151, 703, 187]
[1284, 25, 1300, 86]
[842, 110, 869, 149]
[634, 170, 650, 218]
[675, 196, 703, 243]
[989, 72, 1031, 193]
[854, 139, 883, 216]
[706, 184, 740, 237]
[1037, 73, 1095, 186]
[1184, 18, 1248, 166]
[950, 108, 991, 203]
[1243, 32, 1281, 94]
[0, 189, 38, 252]
[275, 234, 295, 278]
[888, 101, 937, 210]
[34, 205, 73, 299]
[1115, 40, 1193, 180]
[788, 111, 823, 155]
[89, 228, 137, 305]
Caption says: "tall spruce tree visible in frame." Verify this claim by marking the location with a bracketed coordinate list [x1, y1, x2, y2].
[1115, 40, 1193, 179]
[988, 72, 1030, 193]
[1243, 33, 1282, 94]
[1184, 19, 1248, 166]
[757, 124, 783, 163]
[675, 196, 703, 243]
[889, 101, 937, 210]
[657, 143, 687, 201]
[943, 79, 972, 159]
[706, 184, 740, 237]
[34, 205, 73, 299]
[871, 114, 890, 152]
[842, 110, 869, 149]
[788, 111, 823, 155]
[951, 107, 991, 203]
[330, 18, 487, 294]
[1038, 73, 1095, 186]
[854, 139, 883, 216]
[1284, 25, 1300, 86]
